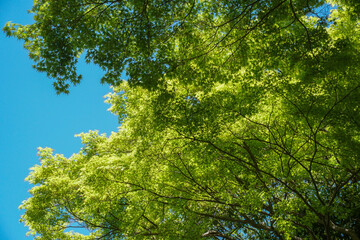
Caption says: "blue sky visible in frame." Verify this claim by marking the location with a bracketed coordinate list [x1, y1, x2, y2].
[0, 0, 119, 239]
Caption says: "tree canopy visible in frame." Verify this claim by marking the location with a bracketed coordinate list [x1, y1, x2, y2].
[4, 0, 360, 239]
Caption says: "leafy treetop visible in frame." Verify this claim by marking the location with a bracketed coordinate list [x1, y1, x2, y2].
[6, 0, 360, 239]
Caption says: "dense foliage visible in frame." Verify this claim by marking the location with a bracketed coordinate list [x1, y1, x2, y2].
[4, 0, 360, 239]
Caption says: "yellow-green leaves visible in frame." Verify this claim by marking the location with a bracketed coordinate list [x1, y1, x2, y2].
[14, 0, 360, 239]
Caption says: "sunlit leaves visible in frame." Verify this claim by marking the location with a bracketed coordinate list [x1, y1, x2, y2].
[9, 0, 360, 239]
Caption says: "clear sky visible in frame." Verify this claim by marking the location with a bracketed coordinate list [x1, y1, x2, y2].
[0, 0, 119, 239]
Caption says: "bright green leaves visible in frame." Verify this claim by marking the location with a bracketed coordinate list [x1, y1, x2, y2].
[22, 71, 360, 239]
[13, 0, 360, 239]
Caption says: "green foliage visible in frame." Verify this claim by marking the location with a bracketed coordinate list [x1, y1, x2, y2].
[8, 0, 360, 239]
